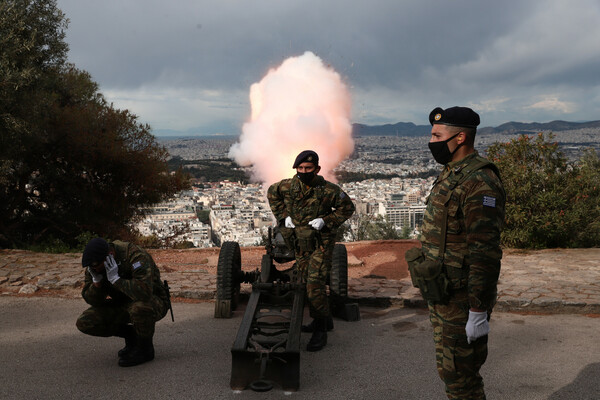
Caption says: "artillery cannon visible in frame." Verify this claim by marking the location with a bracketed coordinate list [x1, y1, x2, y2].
[214, 226, 359, 391]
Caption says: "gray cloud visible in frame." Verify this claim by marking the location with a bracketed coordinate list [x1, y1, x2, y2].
[57, 0, 600, 132]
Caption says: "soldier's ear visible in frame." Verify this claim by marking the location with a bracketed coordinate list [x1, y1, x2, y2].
[315, 166, 321, 174]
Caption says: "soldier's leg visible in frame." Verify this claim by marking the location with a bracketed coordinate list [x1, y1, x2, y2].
[76, 305, 130, 337]
[306, 247, 330, 318]
[305, 246, 334, 352]
[118, 298, 168, 367]
[428, 291, 487, 400]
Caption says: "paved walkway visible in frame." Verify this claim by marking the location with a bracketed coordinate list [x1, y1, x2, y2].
[1, 248, 599, 313]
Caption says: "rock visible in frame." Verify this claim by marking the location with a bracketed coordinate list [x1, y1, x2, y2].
[56, 277, 83, 287]
[19, 284, 39, 294]
[36, 277, 59, 288]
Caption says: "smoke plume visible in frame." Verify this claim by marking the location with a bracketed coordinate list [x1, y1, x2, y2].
[228, 51, 353, 188]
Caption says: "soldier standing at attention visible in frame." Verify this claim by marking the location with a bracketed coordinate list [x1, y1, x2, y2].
[76, 238, 170, 367]
[267, 150, 355, 352]
[406, 107, 505, 399]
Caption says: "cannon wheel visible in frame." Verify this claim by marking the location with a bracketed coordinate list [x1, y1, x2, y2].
[329, 244, 348, 298]
[214, 241, 241, 318]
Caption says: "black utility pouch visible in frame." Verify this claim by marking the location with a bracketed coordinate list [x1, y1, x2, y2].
[412, 259, 451, 304]
[295, 227, 318, 253]
[405, 247, 425, 288]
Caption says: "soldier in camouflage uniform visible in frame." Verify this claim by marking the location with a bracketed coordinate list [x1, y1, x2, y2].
[76, 238, 169, 367]
[267, 150, 355, 352]
[407, 107, 505, 399]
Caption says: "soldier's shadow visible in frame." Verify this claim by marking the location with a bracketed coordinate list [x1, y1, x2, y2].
[547, 362, 600, 399]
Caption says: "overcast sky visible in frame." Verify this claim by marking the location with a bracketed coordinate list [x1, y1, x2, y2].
[57, 0, 600, 135]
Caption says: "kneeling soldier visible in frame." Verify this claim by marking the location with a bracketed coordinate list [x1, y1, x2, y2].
[76, 238, 169, 367]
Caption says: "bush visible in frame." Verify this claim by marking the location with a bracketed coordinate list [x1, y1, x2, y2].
[486, 133, 600, 248]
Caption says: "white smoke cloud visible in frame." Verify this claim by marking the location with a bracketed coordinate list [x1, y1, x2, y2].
[228, 51, 354, 188]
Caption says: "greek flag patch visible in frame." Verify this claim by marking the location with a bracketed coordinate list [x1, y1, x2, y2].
[133, 261, 143, 270]
[483, 196, 496, 208]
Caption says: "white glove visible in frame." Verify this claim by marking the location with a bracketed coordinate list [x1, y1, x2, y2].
[465, 310, 489, 344]
[104, 254, 120, 284]
[87, 266, 103, 283]
[284, 216, 296, 228]
[308, 218, 325, 231]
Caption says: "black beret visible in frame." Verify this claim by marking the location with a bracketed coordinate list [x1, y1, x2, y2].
[429, 106, 480, 129]
[82, 237, 109, 267]
[292, 150, 319, 168]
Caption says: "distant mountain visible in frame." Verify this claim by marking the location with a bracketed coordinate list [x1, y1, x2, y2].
[477, 120, 600, 135]
[154, 120, 600, 138]
[352, 122, 430, 137]
[352, 120, 600, 137]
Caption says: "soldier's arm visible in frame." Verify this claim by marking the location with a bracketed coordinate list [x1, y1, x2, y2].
[267, 180, 288, 224]
[112, 250, 155, 302]
[322, 187, 355, 229]
[81, 271, 109, 306]
[463, 172, 506, 311]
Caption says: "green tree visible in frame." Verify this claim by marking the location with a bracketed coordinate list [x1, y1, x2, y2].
[486, 133, 600, 248]
[353, 215, 400, 241]
[399, 220, 412, 239]
[563, 148, 600, 247]
[0, 0, 189, 248]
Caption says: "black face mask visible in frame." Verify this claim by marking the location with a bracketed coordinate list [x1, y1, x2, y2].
[428, 132, 462, 165]
[297, 171, 316, 185]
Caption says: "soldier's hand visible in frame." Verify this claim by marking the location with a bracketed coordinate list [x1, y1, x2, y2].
[308, 218, 325, 231]
[285, 216, 296, 228]
[466, 310, 489, 344]
[87, 266, 103, 283]
[104, 254, 120, 285]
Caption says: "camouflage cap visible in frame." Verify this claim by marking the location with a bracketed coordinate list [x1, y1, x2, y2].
[429, 106, 480, 129]
[292, 150, 319, 168]
[82, 237, 109, 267]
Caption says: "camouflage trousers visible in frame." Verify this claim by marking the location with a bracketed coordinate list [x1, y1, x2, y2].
[76, 298, 168, 339]
[428, 290, 489, 400]
[296, 236, 336, 318]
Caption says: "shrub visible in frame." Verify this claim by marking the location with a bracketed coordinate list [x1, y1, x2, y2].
[486, 133, 600, 248]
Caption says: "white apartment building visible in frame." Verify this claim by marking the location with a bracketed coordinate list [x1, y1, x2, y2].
[379, 203, 426, 230]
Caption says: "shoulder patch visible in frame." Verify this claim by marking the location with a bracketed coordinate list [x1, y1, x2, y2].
[340, 192, 346, 199]
[483, 195, 496, 208]
[133, 261, 143, 270]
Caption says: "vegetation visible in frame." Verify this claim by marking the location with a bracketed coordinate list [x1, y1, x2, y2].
[335, 170, 399, 183]
[196, 209, 211, 224]
[0, 0, 189, 249]
[349, 215, 400, 241]
[168, 156, 249, 183]
[487, 133, 600, 248]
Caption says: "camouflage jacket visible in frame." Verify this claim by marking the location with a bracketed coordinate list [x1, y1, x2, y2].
[267, 175, 355, 236]
[82, 240, 168, 307]
[419, 152, 506, 310]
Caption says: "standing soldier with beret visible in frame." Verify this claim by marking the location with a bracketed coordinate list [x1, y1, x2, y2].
[76, 238, 170, 367]
[405, 107, 505, 399]
[267, 150, 355, 352]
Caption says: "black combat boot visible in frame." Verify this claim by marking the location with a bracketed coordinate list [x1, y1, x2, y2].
[116, 324, 137, 358]
[306, 318, 328, 352]
[301, 316, 334, 333]
[118, 336, 155, 367]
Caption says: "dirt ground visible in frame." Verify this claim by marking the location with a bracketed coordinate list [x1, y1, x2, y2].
[150, 239, 419, 280]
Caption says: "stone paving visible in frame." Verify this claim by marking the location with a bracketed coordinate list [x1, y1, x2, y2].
[1, 247, 599, 314]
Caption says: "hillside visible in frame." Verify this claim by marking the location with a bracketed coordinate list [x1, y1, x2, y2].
[350, 120, 600, 137]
